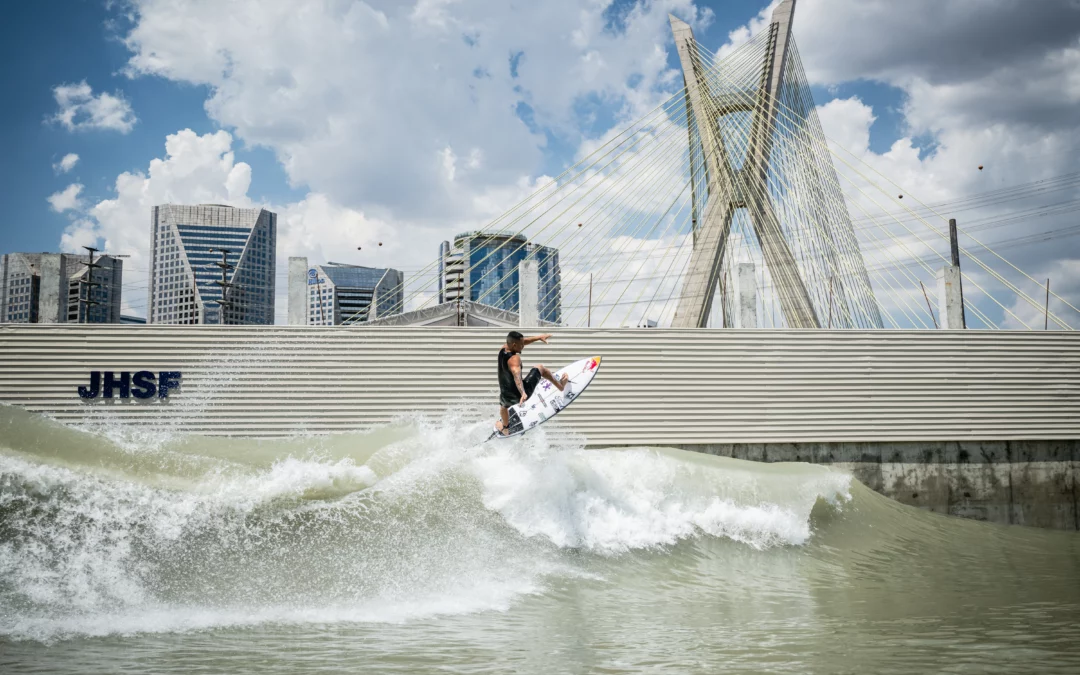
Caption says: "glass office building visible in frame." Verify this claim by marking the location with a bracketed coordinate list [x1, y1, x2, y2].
[149, 204, 276, 325]
[305, 263, 404, 325]
[440, 232, 561, 323]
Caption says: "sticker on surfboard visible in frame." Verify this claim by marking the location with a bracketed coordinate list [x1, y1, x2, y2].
[490, 356, 602, 440]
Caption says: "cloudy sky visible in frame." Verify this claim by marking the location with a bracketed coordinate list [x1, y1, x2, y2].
[2, 0, 1079, 325]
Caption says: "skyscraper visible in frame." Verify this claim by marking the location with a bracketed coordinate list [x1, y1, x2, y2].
[288, 259, 403, 325]
[440, 232, 561, 324]
[149, 204, 276, 325]
[0, 252, 123, 323]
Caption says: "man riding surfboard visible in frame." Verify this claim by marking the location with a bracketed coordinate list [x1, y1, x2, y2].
[495, 331, 569, 436]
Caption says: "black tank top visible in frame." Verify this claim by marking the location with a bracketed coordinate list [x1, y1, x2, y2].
[497, 347, 519, 400]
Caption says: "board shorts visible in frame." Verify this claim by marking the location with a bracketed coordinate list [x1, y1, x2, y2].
[500, 367, 541, 408]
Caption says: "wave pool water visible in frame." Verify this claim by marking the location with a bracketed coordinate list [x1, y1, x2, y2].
[1, 404, 1079, 674]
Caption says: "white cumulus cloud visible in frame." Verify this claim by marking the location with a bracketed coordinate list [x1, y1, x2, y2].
[47, 183, 84, 213]
[63, 129, 252, 262]
[120, 0, 712, 225]
[49, 80, 137, 133]
[53, 153, 80, 174]
[61, 128, 467, 320]
[110, 0, 728, 322]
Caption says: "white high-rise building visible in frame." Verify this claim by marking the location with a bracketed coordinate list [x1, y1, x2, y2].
[149, 204, 276, 325]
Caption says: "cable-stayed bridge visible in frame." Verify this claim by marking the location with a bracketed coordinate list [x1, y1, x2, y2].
[353, 0, 1076, 331]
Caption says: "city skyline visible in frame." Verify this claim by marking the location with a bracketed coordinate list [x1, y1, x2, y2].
[4, 1, 1075, 325]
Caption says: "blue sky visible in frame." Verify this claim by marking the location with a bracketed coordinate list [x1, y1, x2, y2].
[0, 0, 905, 257]
[1, 1, 296, 254]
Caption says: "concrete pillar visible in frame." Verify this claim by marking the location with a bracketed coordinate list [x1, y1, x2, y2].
[288, 257, 308, 325]
[519, 259, 538, 327]
[438, 241, 449, 304]
[37, 254, 66, 323]
[668, 9, 819, 329]
[735, 262, 758, 329]
[936, 265, 965, 329]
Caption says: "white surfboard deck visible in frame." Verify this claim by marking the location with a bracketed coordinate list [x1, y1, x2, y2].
[489, 356, 602, 440]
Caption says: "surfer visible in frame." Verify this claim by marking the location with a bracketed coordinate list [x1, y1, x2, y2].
[495, 331, 569, 436]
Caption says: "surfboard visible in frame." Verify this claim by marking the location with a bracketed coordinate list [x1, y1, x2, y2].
[489, 356, 602, 440]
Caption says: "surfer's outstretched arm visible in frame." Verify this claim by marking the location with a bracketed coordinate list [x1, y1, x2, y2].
[521, 333, 553, 347]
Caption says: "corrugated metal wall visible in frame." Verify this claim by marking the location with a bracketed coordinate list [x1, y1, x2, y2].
[1, 324, 1078, 444]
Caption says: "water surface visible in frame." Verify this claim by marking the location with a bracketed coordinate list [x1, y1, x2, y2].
[2, 405, 1078, 673]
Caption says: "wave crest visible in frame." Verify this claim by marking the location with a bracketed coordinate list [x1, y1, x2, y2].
[0, 405, 850, 641]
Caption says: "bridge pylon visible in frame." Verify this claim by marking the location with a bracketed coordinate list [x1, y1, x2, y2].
[670, 1, 822, 328]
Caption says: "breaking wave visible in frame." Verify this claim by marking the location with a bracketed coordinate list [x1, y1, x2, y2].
[0, 404, 851, 642]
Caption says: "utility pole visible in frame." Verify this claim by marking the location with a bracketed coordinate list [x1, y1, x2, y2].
[78, 246, 103, 323]
[209, 248, 233, 325]
[316, 275, 327, 325]
[76, 248, 128, 323]
[920, 280, 938, 329]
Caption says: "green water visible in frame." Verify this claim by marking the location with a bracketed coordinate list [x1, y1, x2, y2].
[2, 405, 1078, 674]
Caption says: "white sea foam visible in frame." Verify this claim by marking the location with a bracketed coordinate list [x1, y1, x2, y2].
[473, 442, 850, 553]
[0, 405, 851, 642]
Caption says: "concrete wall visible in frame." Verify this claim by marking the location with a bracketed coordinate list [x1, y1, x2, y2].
[37, 254, 65, 323]
[2, 324, 1079, 528]
[659, 440, 1078, 530]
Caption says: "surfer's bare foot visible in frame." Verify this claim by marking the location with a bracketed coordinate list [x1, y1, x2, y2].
[495, 420, 510, 436]
[537, 364, 568, 391]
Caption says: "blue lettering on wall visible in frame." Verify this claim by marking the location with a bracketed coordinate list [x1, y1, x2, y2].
[78, 371, 181, 401]
[78, 371, 101, 399]
[131, 371, 157, 399]
[102, 371, 131, 399]
[158, 372, 182, 399]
